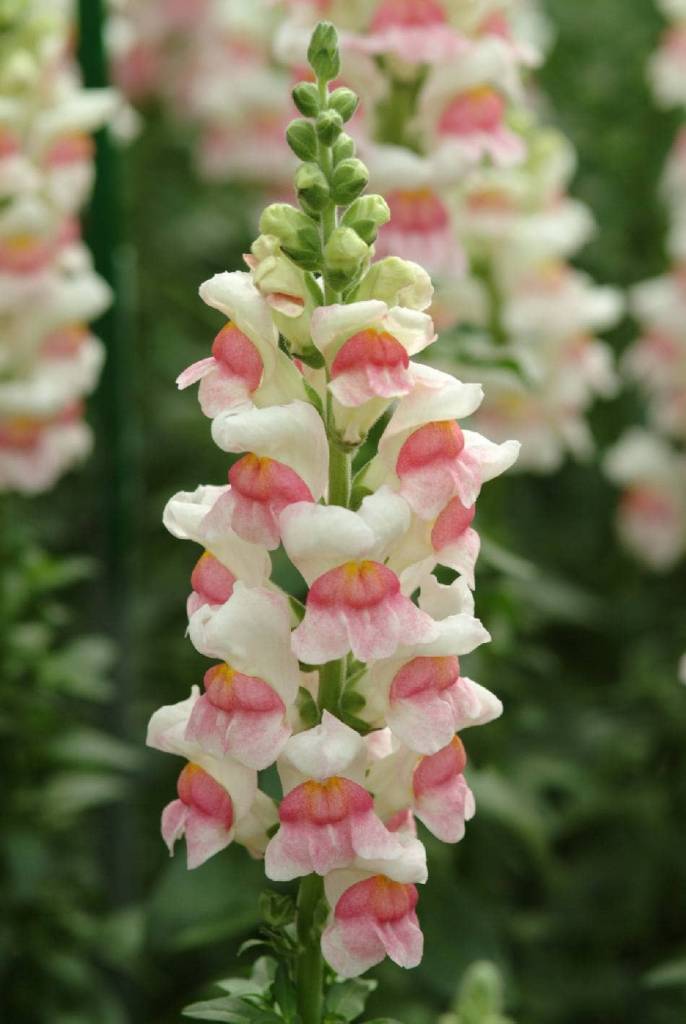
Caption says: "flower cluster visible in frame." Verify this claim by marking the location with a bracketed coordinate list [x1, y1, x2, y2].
[606, 0, 686, 569]
[110, 1, 620, 473]
[148, 24, 518, 981]
[273, 0, 621, 473]
[0, 1, 116, 494]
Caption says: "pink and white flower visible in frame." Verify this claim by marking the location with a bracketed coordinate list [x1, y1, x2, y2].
[163, 484, 272, 612]
[177, 271, 305, 417]
[417, 40, 525, 177]
[604, 429, 686, 570]
[321, 871, 423, 977]
[265, 713, 423, 880]
[358, 577, 499, 752]
[311, 300, 436, 408]
[348, 0, 469, 64]
[292, 559, 438, 664]
[368, 731, 476, 843]
[146, 690, 276, 868]
[183, 582, 300, 767]
[366, 364, 519, 518]
[198, 400, 328, 548]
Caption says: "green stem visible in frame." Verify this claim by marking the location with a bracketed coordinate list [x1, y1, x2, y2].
[296, 874, 325, 1024]
[479, 258, 507, 347]
[328, 442, 351, 507]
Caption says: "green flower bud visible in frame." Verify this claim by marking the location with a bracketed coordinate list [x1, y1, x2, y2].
[292, 81, 321, 118]
[347, 219, 377, 245]
[295, 162, 330, 214]
[352, 256, 433, 310]
[330, 157, 369, 205]
[307, 21, 341, 83]
[342, 194, 391, 230]
[259, 204, 321, 271]
[333, 133, 356, 163]
[286, 118, 318, 162]
[328, 87, 359, 123]
[324, 226, 370, 290]
[315, 108, 343, 145]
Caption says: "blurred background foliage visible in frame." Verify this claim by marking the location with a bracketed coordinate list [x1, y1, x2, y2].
[5, 0, 686, 1022]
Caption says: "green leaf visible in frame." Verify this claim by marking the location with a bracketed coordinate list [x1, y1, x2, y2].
[288, 595, 306, 624]
[183, 995, 281, 1023]
[643, 956, 686, 988]
[148, 849, 263, 952]
[274, 962, 298, 1022]
[217, 956, 277, 997]
[325, 979, 377, 1022]
[296, 687, 319, 729]
[302, 376, 325, 417]
[49, 727, 138, 772]
[259, 890, 296, 928]
[43, 772, 127, 820]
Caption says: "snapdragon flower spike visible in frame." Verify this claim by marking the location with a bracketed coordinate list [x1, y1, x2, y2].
[265, 713, 419, 880]
[0, 6, 115, 495]
[153, 17, 520, 987]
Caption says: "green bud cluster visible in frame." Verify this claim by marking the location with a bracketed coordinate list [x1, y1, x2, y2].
[260, 21, 390, 299]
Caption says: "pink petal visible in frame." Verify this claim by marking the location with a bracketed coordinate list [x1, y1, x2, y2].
[176, 357, 217, 390]
[197, 368, 253, 417]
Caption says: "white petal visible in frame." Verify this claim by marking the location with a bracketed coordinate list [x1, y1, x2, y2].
[187, 583, 299, 704]
[279, 502, 376, 584]
[311, 300, 388, 359]
[211, 400, 328, 499]
[277, 712, 367, 792]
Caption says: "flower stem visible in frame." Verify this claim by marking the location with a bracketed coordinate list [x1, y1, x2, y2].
[296, 873, 325, 1024]
[328, 441, 351, 507]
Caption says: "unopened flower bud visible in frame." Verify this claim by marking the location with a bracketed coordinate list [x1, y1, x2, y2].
[352, 256, 433, 311]
[286, 118, 318, 162]
[259, 204, 321, 271]
[307, 21, 341, 83]
[324, 226, 370, 290]
[316, 109, 343, 145]
[295, 162, 330, 213]
[333, 133, 356, 163]
[292, 82, 321, 118]
[341, 194, 391, 243]
[328, 87, 359, 123]
[331, 158, 369, 205]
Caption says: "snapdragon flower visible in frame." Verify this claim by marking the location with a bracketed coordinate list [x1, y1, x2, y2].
[148, 23, 518, 1008]
[609, 1, 686, 568]
[0, 1, 116, 493]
